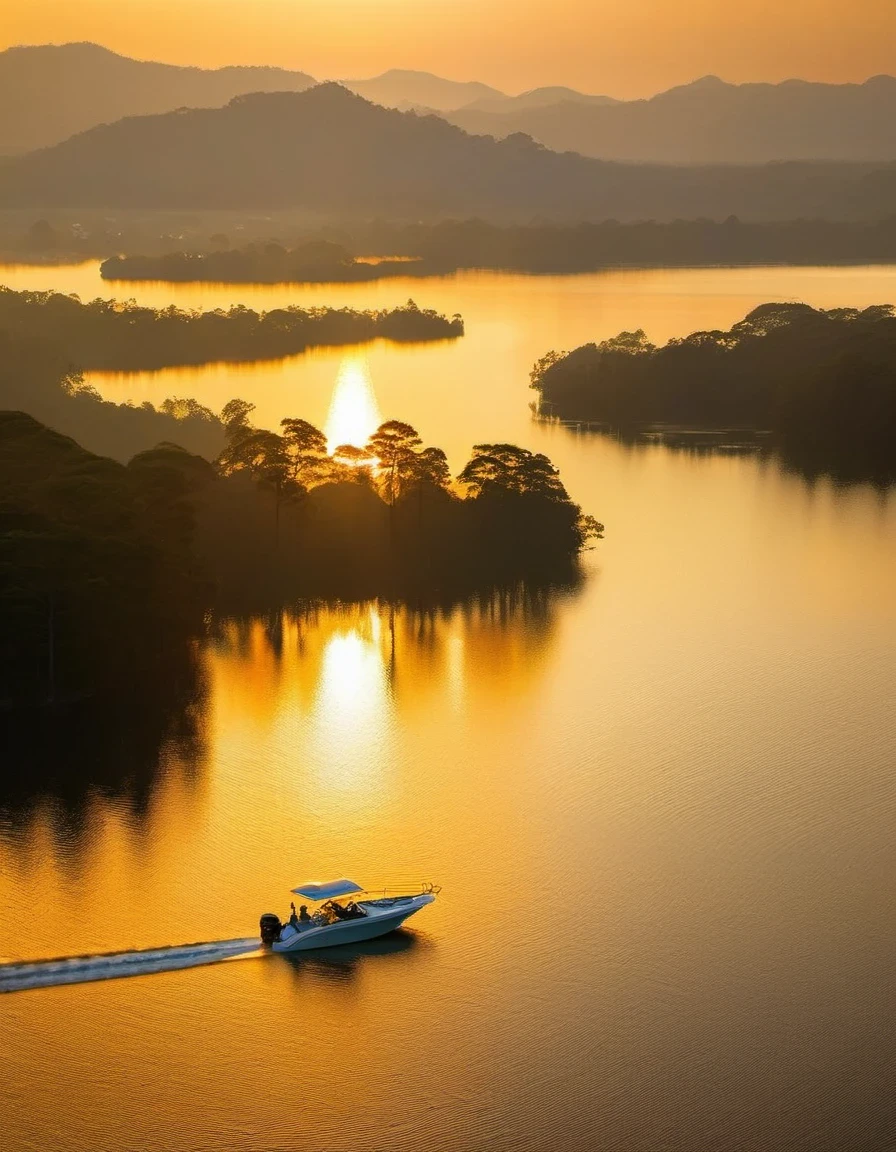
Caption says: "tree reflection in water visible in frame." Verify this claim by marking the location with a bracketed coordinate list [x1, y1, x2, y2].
[0, 639, 209, 848]
[209, 578, 581, 708]
[558, 413, 896, 489]
[2, 579, 581, 854]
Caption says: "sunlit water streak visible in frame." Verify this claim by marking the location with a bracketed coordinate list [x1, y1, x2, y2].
[323, 355, 383, 451]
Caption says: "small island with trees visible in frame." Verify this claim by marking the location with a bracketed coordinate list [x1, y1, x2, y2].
[530, 302, 896, 480]
[0, 286, 463, 371]
[100, 241, 427, 284]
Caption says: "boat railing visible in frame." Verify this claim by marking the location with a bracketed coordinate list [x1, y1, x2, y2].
[361, 881, 441, 899]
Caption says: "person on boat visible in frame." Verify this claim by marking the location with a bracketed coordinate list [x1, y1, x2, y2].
[288, 903, 300, 929]
[299, 905, 311, 923]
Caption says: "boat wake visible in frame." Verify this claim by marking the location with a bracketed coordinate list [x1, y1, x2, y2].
[0, 937, 263, 993]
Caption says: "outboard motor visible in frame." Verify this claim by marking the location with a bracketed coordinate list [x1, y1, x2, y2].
[259, 913, 282, 945]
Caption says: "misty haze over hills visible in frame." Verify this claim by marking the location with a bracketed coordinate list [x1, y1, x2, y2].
[459, 88, 619, 114]
[5, 44, 896, 167]
[446, 75, 896, 164]
[339, 69, 502, 112]
[1, 83, 893, 222]
[0, 46, 506, 152]
[0, 42, 316, 153]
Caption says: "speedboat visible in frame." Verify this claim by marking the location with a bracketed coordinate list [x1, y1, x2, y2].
[259, 878, 439, 952]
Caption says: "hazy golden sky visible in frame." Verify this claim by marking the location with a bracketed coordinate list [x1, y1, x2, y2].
[5, 0, 896, 97]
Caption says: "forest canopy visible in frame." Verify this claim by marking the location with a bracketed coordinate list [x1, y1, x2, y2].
[1, 407, 602, 707]
[530, 303, 896, 479]
[100, 241, 412, 284]
[97, 218, 896, 283]
[0, 287, 463, 371]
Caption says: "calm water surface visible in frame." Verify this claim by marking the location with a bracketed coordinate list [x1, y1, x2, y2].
[2, 262, 896, 1152]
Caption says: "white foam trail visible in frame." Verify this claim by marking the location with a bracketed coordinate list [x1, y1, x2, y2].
[0, 937, 262, 993]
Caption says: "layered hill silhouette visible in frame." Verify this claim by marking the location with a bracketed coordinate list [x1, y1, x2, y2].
[0, 83, 890, 221]
[7, 44, 896, 168]
[447, 75, 896, 164]
[341, 68, 502, 112]
[0, 42, 315, 153]
[459, 87, 618, 114]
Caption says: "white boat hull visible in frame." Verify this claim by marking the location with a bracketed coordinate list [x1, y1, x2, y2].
[270, 893, 434, 953]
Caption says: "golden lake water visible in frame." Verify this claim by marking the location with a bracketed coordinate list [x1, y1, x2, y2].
[2, 261, 895, 1151]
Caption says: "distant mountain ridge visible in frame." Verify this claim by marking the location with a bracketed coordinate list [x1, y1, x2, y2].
[5, 45, 896, 166]
[339, 69, 503, 112]
[0, 42, 316, 153]
[446, 75, 896, 163]
[458, 87, 619, 114]
[1, 83, 891, 222]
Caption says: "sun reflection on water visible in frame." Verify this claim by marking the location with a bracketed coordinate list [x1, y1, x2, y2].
[324, 356, 383, 452]
[311, 616, 391, 793]
[0, 591, 564, 962]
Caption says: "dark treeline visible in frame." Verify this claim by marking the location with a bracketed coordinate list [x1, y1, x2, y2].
[0, 287, 463, 371]
[100, 218, 896, 282]
[0, 332, 226, 461]
[0, 411, 209, 710]
[0, 404, 209, 820]
[531, 302, 896, 480]
[1, 407, 601, 707]
[101, 241, 425, 284]
[355, 217, 896, 273]
[176, 403, 602, 608]
[0, 208, 335, 261]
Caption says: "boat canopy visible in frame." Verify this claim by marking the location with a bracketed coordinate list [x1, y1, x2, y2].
[291, 879, 363, 901]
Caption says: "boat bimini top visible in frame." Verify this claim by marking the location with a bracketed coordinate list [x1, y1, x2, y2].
[291, 879, 364, 901]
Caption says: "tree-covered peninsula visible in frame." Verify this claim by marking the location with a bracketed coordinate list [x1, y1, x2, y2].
[0, 287, 463, 371]
[530, 303, 896, 479]
[0, 332, 226, 462]
[0, 407, 601, 707]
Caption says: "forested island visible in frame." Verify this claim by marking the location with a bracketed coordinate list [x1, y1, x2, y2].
[0, 287, 463, 371]
[530, 302, 896, 479]
[100, 243, 426, 284]
[97, 219, 896, 284]
[0, 406, 601, 708]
